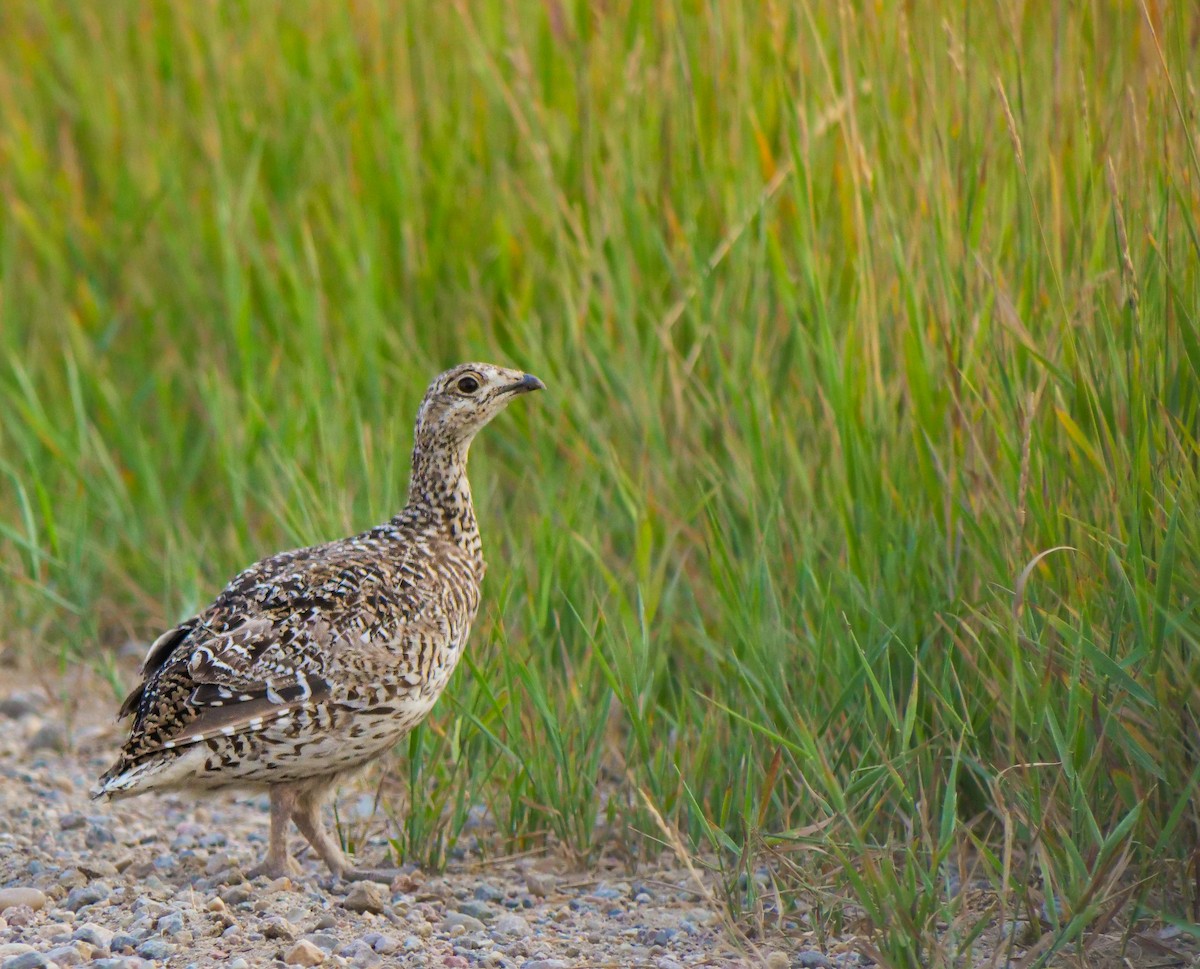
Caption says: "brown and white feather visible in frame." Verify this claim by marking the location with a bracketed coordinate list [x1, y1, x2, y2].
[94, 362, 541, 802]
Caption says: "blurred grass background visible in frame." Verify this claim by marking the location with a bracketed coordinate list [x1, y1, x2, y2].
[1, 1, 1198, 964]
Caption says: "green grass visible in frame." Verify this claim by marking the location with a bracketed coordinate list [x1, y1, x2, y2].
[2, 1, 1199, 964]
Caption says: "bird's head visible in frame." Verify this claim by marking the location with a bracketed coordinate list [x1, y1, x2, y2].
[413, 362, 545, 450]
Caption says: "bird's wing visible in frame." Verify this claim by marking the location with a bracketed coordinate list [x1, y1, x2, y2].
[114, 542, 433, 760]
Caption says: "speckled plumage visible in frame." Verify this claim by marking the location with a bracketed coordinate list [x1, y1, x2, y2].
[93, 362, 544, 880]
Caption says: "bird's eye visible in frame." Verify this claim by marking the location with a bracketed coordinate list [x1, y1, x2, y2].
[456, 375, 481, 394]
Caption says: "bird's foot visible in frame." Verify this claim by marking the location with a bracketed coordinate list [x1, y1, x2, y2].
[248, 854, 305, 881]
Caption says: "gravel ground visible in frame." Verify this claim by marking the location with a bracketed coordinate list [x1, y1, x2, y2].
[0, 676, 844, 969]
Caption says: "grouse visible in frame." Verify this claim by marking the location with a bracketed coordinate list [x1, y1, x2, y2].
[94, 362, 544, 881]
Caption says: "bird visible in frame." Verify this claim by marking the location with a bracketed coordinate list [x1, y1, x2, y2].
[93, 362, 544, 882]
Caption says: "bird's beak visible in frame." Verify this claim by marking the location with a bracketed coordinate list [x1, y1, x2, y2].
[504, 373, 546, 394]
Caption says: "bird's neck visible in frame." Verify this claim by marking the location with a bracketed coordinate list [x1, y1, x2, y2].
[402, 435, 478, 543]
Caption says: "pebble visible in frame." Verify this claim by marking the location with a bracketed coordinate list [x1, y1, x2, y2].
[263, 916, 295, 940]
[474, 884, 505, 903]
[73, 922, 115, 948]
[0, 694, 40, 718]
[2, 953, 49, 969]
[490, 913, 531, 939]
[136, 939, 173, 960]
[765, 953, 791, 969]
[156, 910, 185, 936]
[109, 932, 141, 953]
[795, 951, 834, 969]
[285, 939, 327, 966]
[342, 881, 387, 915]
[46, 946, 85, 967]
[1, 908, 34, 929]
[64, 883, 110, 911]
[26, 722, 67, 752]
[441, 912, 486, 933]
[523, 960, 569, 969]
[458, 900, 495, 921]
[524, 871, 555, 897]
[5, 949, 50, 964]
[0, 889, 46, 913]
[300, 933, 340, 952]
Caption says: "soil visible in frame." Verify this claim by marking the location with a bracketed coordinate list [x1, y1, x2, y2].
[0, 670, 841, 969]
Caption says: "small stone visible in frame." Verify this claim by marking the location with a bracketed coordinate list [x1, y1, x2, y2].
[0, 693, 40, 718]
[765, 953, 790, 969]
[27, 722, 67, 752]
[490, 913, 530, 939]
[0, 889, 47, 913]
[46, 946, 85, 967]
[649, 927, 676, 946]
[683, 907, 716, 926]
[156, 911, 185, 936]
[136, 939, 174, 960]
[523, 960, 569, 969]
[263, 917, 295, 941]
[343, 881, 387, 915]
[473, 884, 505, 902]
[314, 913, 337, 930]
[657, 959, 685, 969]
[458, 900, 495, 921]
[402, 936, 422, 951]
[2, 953, 49, 969]
[65, 883, 110, 911]
[109, 932, 140, 953]
[524, 871, 555, 897]
[73, 922, 115, 948]
[59, 813, 87, 831]
[634, 892, 652, 904]
[795, 951, 834, 969]
[441, 911, 486, 934]
[85, 825, 115, 848]
[300, 934, 340, 952]
[219, 886, 250, 906]
[2, 907, 34, 928]
[205, 897, 226, 914]
[285, 939, 327, 966]
[360, 933, 398, 955]
[79, 859, 119, 880]
[229, 960, 250, 969]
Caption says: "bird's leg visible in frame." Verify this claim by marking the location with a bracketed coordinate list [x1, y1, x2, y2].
[291, 786, 406, 884]
[290, 786, 353, 879]
[247, 785, 304, 880]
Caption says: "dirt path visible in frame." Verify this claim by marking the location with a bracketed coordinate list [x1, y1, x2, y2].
[0, 674, 829, 969]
